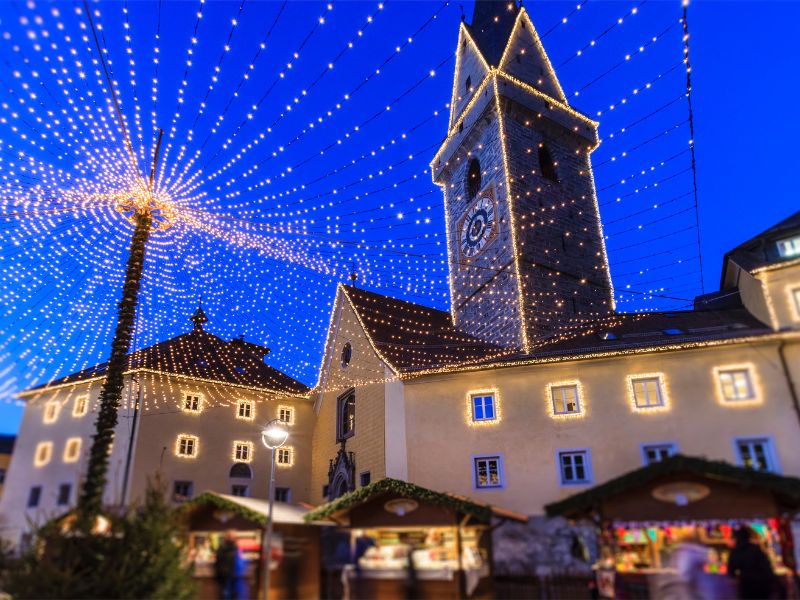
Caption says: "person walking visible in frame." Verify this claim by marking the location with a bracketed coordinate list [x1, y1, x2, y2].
[215, 530, 244, 600]
[727, 526, 776, 599]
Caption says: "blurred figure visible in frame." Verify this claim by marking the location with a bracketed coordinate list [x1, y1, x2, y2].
[653, 530, 719, 599]
[215, 530, 245, 600]
[727, 526, 775, 599]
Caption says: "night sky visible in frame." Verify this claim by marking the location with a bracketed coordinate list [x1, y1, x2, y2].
[0, 0, 797, 433]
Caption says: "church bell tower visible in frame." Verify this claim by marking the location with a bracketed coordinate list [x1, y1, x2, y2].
[431, 0, 613, 352]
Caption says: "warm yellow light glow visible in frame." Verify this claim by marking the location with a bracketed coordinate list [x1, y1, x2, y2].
[43, 400, 60, 424]
[787, 285, 800, 322]
[236, 400, 255, 421]
[546, 380, 585, 419]
[72, 395, 89, 418]
[276, 446, 294, 467]
[34, 441, 53, 467]
[712, 363, 761, 407]
[181, 392, 204, 414]
[232, 440, 254, 463]
[63, 437, 82, 463]
[278, 405, 295, 425]
[627, 373, 670, 413]
[175, 434, 199, 458]
[465, 388, 502, 426]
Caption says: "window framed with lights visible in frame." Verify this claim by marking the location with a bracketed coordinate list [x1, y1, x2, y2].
[63, 437, 82, 464]
[233, 441, 253, 463]
[43, 401, 59, 424]
[549, 383, 582, 416]
[470, 392, 496, 422]
[34, 441, 53, 467]
[472, 454, 504, 490]
[237, 400, 254, 421]
[734, 437, 777, 473]
[557, 449, 592, 485]
[776, 235, 800, 259]
[183, 393, 203, 414]
[337, 388, 356, 442]
[176, 435, 198, 458]
[72, 395, 89, 418]
[715, 366, 757, 403]
[276, 447, 293, 467]
[628, 375, 667, 411]
[641, 442, 677, 465]
[278, 405, 294, 425]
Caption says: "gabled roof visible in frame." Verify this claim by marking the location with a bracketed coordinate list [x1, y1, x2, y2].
[338, 285, 770, 376]
[304, 477, 526, 524]
[24, 327, 309, 396]
[182, 491, 312, 526]
[545, 454, 800, 519]
[723, 210, 800, 277]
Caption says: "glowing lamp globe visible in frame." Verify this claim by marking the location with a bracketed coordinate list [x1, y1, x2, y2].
[261, 420, 289, 449]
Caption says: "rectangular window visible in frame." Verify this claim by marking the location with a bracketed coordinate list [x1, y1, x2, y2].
[173, 481, 193, 502]
[233, 441, 253, 463]
[278, 406, 294, 425]
[776, 235, 800, 258]
[718, 368, 755, 401]
[72, 395, 89, 417]
[550, 384, 581, 415]
[471, 393, 496, 422]
[176, 435, 198, 458]
[274, 487, 291, 502]
[558, 450, 592, 485]
[43, 401, 59, 424]
[183, 394, 201, 413]
[360, 471, 371, 487]
[57, 483, 71, 506]
[337, 389, 356, 441]
[276, 447, 293, 466]
[63, 437, 82, 463]
[322, 484, 329, 498]
[34, 441, 53, 467]
[630, 376, 665, 409]
[237, 401, 254, 420]
[642, 443, 677, 465]
[473, 455, 503, 489]
[0, 468, 5, 485]
[792, 287, 800, 319]
[231, 484, 249, 497]
[736, 438, 774, 472]
[27, 486, 42, 508]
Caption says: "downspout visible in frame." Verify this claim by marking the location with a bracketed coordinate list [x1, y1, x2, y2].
[777, 342, 800, 430]
[120, 373, 141, 506]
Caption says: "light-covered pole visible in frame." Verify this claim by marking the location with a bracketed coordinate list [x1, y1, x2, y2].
[260, 419, 289, 600]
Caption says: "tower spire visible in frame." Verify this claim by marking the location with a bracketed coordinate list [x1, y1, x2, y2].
[189, 297, 208, 331]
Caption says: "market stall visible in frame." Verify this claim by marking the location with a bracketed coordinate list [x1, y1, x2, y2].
[182, 492, 321, 600]
[545, 455, 800, 598]
[305, 477, 527, 599]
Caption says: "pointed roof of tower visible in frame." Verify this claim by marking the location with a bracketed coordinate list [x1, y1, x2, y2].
[190, 299, 209, 330]
[467, 0, 520, 65]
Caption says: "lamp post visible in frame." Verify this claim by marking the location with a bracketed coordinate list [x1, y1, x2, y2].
[260, 419, 289, 600]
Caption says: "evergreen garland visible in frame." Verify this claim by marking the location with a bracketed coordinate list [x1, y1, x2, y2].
[77, 211, 152, 528]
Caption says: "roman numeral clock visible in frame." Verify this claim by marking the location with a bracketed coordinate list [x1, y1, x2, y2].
[458, 186, 498, 262]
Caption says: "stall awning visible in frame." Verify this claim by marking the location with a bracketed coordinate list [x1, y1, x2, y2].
[304, 477, 527, 526]
[545, 455, 800, 522]
[183, 492, 313, 527]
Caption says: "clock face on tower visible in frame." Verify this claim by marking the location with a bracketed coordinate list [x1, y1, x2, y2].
[459, 194, 496, 259]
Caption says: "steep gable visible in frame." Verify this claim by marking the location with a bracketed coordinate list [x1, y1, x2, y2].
[449, 23, 492, 129]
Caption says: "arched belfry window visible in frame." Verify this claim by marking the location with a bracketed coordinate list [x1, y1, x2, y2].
[538, 144, 559, 182]
[230, 463, 252, 479]
[466, 158, 481, 199]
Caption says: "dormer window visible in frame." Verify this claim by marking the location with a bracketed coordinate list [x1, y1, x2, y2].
[776, 235, 800, 258]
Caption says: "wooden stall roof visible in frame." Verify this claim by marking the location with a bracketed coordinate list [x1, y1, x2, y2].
[545, 455, 800, 521]
[304, 477, 527, 525]
[182, 491, 314, 527]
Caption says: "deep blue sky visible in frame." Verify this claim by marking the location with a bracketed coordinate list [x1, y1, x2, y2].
[0, 1, 797, 433]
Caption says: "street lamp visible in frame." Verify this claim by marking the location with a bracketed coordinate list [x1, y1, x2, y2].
[260, 419, 289, 600]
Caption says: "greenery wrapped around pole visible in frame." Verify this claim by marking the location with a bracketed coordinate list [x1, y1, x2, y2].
[77, 210, 152, 528]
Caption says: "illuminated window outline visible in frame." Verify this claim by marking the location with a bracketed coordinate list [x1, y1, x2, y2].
[63, 437, 82, 463]
[233, 441, 254, 463]
[465, 389, 501, 426]
[34, 441, 53, 467]
[175, 435, 199, 458]
[470, 393, 496, 422]
[472, 454, 504, 490]
[182, 392, 203, 414]
[43, 401, 59, 424]
[276, 446, 294, 467]
[72, 395, 89, 418]
[278, 405, 295, 425]
[237, 400, 255, 421]
[548, 382, 582, 417]
[714, 365, 759, 405]
[627, 374, 669, 412]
